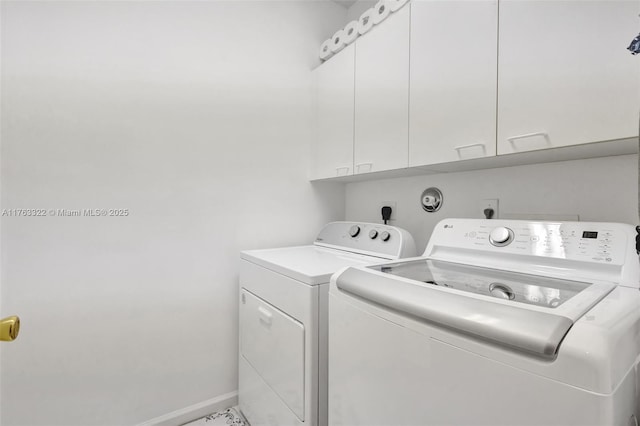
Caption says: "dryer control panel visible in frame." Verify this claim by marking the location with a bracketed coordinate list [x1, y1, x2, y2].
[314, 221, 416, 260]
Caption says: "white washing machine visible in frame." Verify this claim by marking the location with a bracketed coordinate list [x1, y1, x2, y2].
[239, 221, 416, 426]
[329, 218, 640, 426]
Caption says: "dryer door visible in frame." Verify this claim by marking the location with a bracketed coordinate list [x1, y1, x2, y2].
[240, 289, 305, 421]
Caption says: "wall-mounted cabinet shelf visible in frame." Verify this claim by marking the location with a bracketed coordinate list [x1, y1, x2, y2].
[310, 138, 639, 183]
[310, 0, 640, 183]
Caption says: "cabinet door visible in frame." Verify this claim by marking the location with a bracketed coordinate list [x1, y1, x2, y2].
[354, 6, 410, 174]
[409, 1, 498, 166]
[312, 44, 355, 180]
[498, 0, 640, 155]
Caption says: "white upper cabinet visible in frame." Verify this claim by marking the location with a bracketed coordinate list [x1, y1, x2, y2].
[310, 0, 639, 181]
[354, 6, 411, 174]
[497, 0, 640, 155]
[409, 0, 498, 166]
[311, 44, 355, 180]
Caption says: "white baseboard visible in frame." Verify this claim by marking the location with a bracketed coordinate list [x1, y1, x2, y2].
[136, 391, 238, 426]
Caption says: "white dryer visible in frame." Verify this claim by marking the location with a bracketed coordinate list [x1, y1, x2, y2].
[329, 219, 640, 426]
[239, 221, 416, 426]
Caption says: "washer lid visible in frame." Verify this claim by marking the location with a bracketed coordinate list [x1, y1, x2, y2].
[374, 259, 594, 310]
[336, 259, 616, 358]
[241, 245, 386, 285]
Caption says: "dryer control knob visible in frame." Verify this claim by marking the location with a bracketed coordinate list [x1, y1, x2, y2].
[489, 227, 514, 247]
[349, 225, 361, 238]
[369, 230, 378, 239]
[380, 231, 391, 242]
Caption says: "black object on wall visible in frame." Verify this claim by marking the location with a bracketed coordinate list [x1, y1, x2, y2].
[628, 33, 640, 54]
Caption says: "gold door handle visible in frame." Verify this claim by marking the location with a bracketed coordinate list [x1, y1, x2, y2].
[0, 316, 20, 342]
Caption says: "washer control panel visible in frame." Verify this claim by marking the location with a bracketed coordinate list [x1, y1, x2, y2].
[427, 219, 631, 266]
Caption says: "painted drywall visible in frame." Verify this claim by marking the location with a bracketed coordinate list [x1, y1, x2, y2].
[346, 0, 377, 22]
[0, 1, 346, 425]
[346, 155, 639, 252]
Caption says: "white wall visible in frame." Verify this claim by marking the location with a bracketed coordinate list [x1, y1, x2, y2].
[0, 1, 346, 425]
[346, 155, 638, 252]
[346, 0, 377, 22]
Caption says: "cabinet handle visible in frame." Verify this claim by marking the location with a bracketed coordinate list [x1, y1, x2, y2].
[507, 132, 551, 146]
[355, 162, 373, 174]
[258, 306, 272, 326]
[335, 166, 350, 176]
[454, 143, 486, 158]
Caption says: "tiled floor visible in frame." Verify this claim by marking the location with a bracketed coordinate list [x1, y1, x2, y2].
[183, 407, 247, 426]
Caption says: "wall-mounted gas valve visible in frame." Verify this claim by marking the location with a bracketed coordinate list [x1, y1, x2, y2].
[421, 187, 443, 212]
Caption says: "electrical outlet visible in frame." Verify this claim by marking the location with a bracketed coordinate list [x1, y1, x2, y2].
[378, 201, 397, 223]
[479, 199, 499, 219]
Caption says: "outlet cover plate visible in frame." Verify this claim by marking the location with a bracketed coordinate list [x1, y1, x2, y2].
[480, 198, 499, 219]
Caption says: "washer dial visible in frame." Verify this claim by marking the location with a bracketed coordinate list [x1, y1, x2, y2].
[489, 283, 515, 300]
[489, 227, 514, 247]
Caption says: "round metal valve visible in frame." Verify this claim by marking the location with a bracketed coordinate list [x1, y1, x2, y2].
[421, 187, 443, 213]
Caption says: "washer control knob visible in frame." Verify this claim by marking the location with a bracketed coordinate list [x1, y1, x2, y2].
[489, 283, 515, 300]
[380, 231, 391, 242]
[489, 227, 514, 247]
[369, 230, 378, 239]
[349, 225, 361, 238]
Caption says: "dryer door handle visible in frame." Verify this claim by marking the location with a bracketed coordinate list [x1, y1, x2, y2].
[258, 306, 273, 326]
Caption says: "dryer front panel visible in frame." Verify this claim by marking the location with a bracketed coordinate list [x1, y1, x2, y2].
[240, 289, 305, 421]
